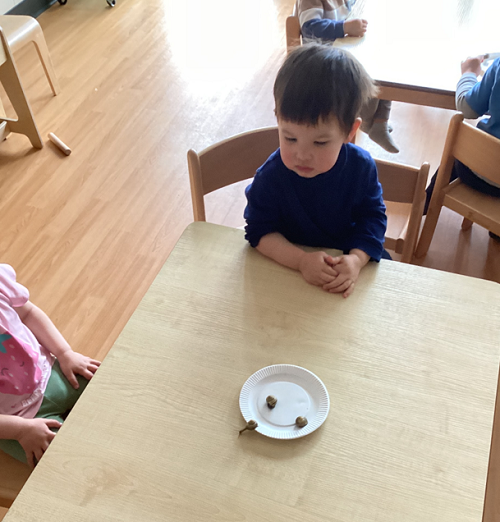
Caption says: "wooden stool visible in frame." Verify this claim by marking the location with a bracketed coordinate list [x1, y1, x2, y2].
[0, 26, 43, 148]
[0, 15, 59, 95]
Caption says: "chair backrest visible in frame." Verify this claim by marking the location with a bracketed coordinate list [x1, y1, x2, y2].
[376, 158, 429, 262]
[187, 127, 280, 221]
[285, 2, 301, 54]
[187, 129, 428, 262]
[285, 14, 301, 54]
[448, 113, 500, 186]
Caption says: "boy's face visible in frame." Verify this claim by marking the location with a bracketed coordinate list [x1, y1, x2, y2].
[277, 117, 359, 178]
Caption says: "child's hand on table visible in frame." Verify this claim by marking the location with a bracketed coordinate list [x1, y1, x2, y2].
[322, 249, 369, 298]
[298, 251, 338, 287]
[57, 351, 101, 389]
[461, 56, 484, 76]
[344, 19, 368, 37]
[18, 418, 62, 469]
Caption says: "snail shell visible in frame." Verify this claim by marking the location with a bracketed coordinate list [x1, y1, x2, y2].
[239, 419, 259, 435]
[296, 416, 308, 428]
[266, 395, 278, 409]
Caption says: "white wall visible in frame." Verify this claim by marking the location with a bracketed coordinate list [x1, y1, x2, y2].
[0, 0, 23, 14]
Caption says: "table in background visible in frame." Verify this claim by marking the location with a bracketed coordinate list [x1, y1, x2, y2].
[333, 0, 500, 109]
[5, 222, 500, 522]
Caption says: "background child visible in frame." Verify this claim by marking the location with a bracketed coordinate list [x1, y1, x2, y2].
[424, 54, 500, 240]
[244, 43, 388, 298]
[0, 264, 100, 468]
[297, 0, 399, 153]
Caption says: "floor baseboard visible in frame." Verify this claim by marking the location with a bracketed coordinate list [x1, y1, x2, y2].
[7, 0, 57, 18]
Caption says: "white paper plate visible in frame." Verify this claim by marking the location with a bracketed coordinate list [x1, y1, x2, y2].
[239, 364, 330, 439]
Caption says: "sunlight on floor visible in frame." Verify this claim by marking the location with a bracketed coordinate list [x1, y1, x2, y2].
[161, 0, 280, 97]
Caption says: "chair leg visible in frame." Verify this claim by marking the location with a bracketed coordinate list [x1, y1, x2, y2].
[461, 217, 473, 231]
[415, 198, 443, 258]
[32, 30, 60, 96]
[0, 55, 43, 148]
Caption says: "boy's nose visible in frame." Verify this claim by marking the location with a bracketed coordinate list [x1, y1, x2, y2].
[296, 147, 312, 162]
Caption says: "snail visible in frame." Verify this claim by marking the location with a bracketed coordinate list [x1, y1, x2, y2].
[266, 395, 278, 409]
[295, 416, 308, 428]
[239, 419, 258, 435]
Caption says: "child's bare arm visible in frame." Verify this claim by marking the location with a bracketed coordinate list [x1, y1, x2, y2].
[343, 19, 368, 37]
[0, 414, 61, 469]
[322, 249, 370, 297]
[15, 301, 101, 389]
[257, 233, 338, 287]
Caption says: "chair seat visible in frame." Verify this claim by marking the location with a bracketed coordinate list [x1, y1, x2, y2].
[0, 451, 31, 508]
[0, 16, 41, 53]
[385, 201, 412, 254]
[444, 180, 500, 236]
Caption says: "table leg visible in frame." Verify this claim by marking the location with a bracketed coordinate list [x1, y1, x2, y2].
[483, 367, 500, 522]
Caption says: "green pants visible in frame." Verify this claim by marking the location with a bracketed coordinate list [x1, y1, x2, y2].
[0, 360, 88, 464]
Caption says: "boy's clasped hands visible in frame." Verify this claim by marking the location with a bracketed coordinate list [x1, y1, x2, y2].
[298, 250, 368, 298]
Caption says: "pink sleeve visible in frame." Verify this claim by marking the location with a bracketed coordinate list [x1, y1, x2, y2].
[0, 264, 30, 308]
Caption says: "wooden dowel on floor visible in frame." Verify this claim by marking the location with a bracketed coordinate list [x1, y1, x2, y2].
[48, 132, 71, 155]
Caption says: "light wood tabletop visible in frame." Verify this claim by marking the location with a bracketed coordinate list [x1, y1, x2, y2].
[332, 0, 500, 109]
[5, 222, 500, 522]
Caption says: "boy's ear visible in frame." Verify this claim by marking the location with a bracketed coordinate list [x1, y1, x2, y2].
[345, 118, 362, 144]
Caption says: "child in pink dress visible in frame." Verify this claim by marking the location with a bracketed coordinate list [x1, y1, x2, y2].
[0, 264, 100, 468]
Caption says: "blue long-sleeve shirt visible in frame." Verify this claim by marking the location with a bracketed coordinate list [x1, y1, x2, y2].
[461, 57, 500, 140]
[244, 144, 387, 261]
[302, 18, 345, 41]
[298, 0, 355, 41]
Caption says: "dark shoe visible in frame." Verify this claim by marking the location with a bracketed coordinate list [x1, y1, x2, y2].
[489, 231, 500, 241]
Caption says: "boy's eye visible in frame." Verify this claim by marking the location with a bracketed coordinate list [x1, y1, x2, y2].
[314, 141, 328, 146]
[285, 137, 296, 142]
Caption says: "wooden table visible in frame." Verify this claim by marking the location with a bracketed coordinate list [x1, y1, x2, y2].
[5, 222, 500, 522]
[333, 0, 500, 109]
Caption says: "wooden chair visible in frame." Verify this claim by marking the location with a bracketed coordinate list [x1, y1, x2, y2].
[0, 15, 59, 96]
[285, 9, 301, 54]
[377, 158, 429, 263]
[0, 506, 8, 521]
[187, 127, 280, 222]
[0, 26, 43, 148]
[416, 113, 500, 257]
[187, 127, 428, 262]
[0, 450, 31, 508]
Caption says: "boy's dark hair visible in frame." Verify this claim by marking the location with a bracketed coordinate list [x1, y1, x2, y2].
[274, 43, 377, 135]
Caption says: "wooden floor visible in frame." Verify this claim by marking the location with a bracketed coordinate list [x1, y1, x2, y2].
[0, 0, 498, 363]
